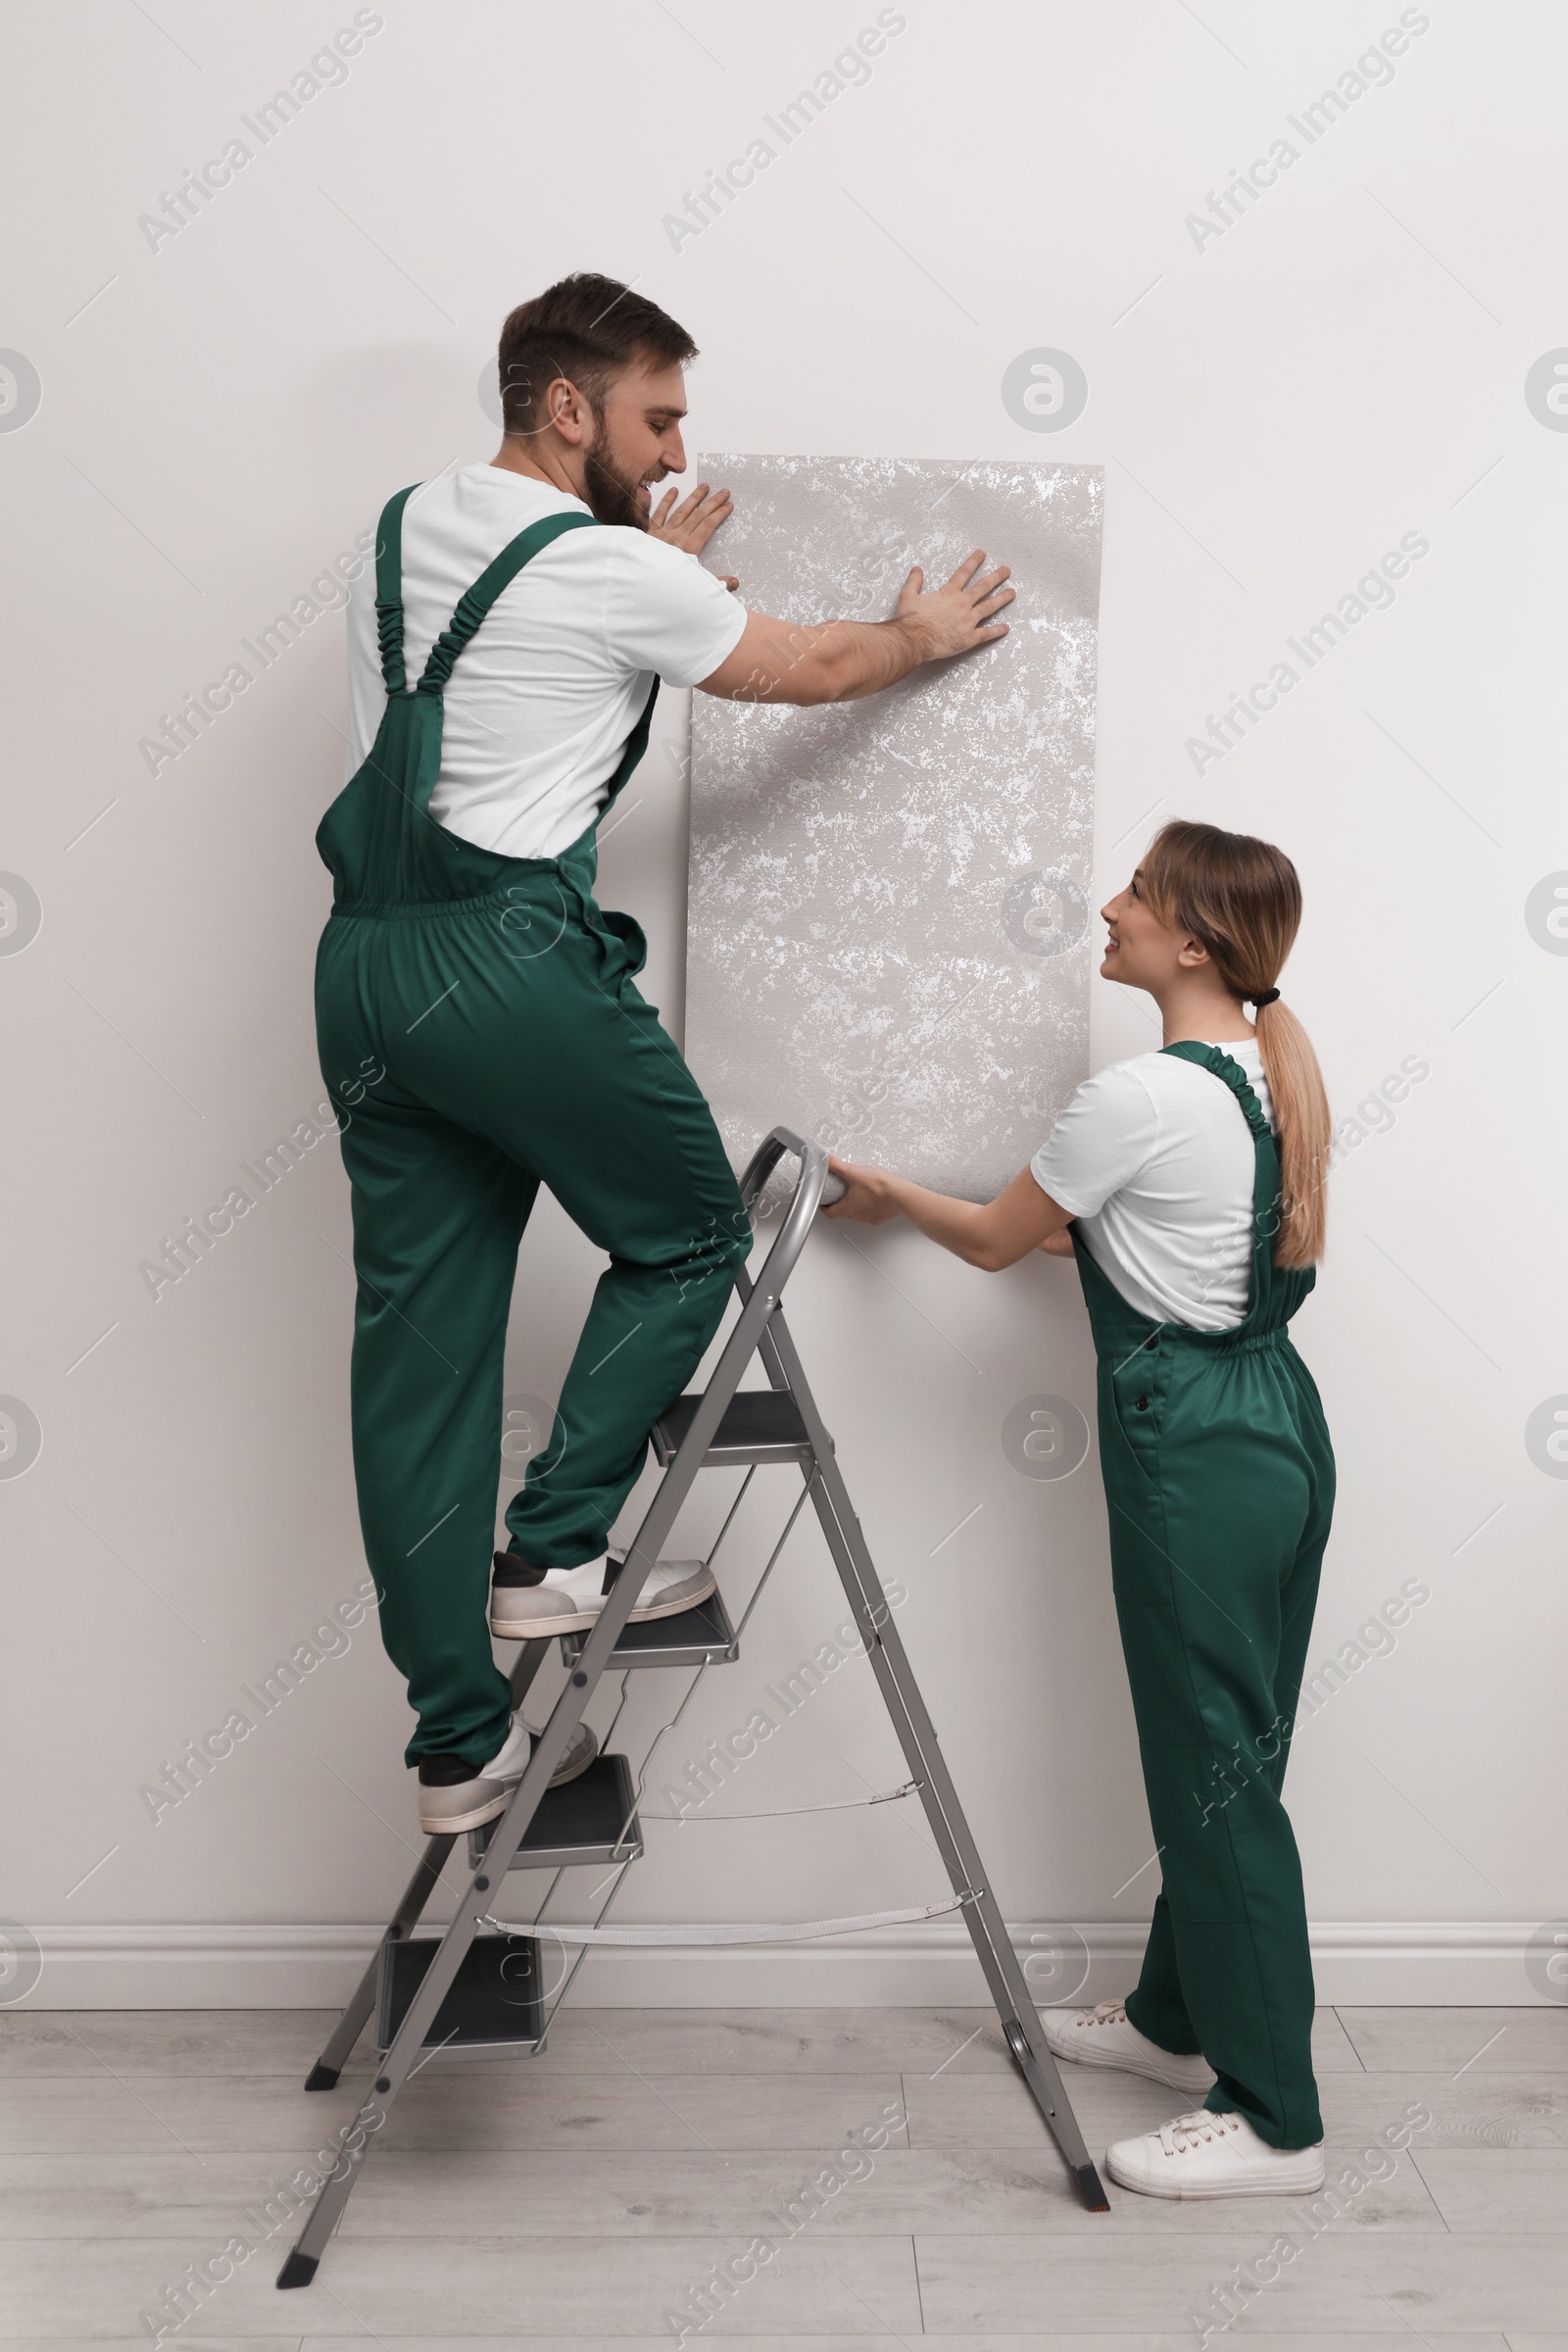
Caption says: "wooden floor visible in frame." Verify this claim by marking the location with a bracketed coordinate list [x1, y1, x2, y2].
[2, 2002, 1564, 2345]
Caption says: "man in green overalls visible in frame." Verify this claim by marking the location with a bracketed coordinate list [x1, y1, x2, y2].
[317, 272, 1015, 1834]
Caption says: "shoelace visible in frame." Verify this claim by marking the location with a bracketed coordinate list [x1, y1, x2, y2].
[1076, 1999, 1130, 2029]
[1156, 2110, 1241, 2157]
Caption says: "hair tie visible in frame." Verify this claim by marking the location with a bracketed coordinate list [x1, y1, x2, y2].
[1250, 987, 1281, 1008]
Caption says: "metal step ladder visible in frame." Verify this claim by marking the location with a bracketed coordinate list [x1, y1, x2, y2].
[278, 1128, 1107, 2287]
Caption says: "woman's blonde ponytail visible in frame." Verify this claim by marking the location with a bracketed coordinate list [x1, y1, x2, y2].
[1250, 996, 1331, 1266]
[1141, 821, 1332, 1268]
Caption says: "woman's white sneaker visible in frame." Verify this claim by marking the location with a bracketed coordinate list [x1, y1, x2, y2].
[1106, 2108, 1326, 2199]
[1043, 1999, 1215, 2094]
[488, 1549, 714, 1639]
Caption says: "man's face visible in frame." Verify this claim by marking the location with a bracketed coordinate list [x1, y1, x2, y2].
[579, 359, 689, 530]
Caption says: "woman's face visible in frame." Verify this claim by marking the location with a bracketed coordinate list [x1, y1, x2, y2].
[1100, 867, 1185, 991]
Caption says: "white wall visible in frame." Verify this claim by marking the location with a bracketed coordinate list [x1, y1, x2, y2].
[5, 0, 1564, 2009]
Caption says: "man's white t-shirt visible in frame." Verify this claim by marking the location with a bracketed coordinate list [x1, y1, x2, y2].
[1031, 1037, 1273, 1331]
[343, 465, 748, 860]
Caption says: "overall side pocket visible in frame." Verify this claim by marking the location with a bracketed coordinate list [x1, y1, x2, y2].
[1104, 1337, 1171, 1491]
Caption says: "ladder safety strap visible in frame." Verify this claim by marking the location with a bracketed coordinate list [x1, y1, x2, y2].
[640, 1779, 921, 1822]
[477, 1895, 970, 1947]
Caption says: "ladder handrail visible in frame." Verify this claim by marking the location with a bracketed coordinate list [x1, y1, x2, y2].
[737, 1124, 836, 1299]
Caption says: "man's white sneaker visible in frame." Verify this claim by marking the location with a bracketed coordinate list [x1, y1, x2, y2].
[488, 1549, 714, 1640]
[1105, 2107, 1326, 2200]
[1043, 1999, 1215, 2095]
[415, 1712, 596, 1834]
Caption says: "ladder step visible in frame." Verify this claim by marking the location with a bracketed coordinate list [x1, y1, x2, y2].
[561, 1587, 738, 1671]
[375, 1930, 543, 2057]
[469, 1751, 642, 1871]
[652, 1388, 817, 1469]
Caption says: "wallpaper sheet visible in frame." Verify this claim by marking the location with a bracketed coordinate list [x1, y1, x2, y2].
[685, 456, 1104, 1200]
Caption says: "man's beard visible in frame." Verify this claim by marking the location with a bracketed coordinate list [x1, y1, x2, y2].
[581, 442, 650, 531]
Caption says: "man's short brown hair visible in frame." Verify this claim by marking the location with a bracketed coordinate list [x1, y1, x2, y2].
[495, 273, 698, 434]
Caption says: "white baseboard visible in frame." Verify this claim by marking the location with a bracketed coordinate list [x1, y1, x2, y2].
[14, 1919, 1554, 2008]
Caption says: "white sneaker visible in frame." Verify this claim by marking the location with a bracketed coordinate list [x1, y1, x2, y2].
[489, 1549, 714, 1640]
[1106, 2107, 1326, 2200]
[414, 1712, 596, 1834]
[1043, 1999, 1215, 2094]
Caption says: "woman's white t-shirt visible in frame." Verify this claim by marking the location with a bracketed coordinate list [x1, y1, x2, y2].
[1030, 1037, 1273, 1331]
[344, 465, 748, 860]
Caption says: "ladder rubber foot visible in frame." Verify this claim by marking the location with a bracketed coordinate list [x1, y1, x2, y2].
[1073, 2161, 1111, 2213]
[303, 2063, 339, 2091]
[275, 2249, 319, 2289]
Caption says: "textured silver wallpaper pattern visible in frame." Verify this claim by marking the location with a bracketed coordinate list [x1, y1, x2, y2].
[686, 456, 1103, 1200]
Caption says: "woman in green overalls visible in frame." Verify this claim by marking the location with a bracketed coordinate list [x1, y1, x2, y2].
[825, 820, 1335, 2199]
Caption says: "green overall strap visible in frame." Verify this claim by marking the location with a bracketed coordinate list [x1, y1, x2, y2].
[373, 484, 420, 697]
[416, 514, 599, 696]
[1159, 1041, 1314, 1331]
[1160, 1040, 1272, 1144]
